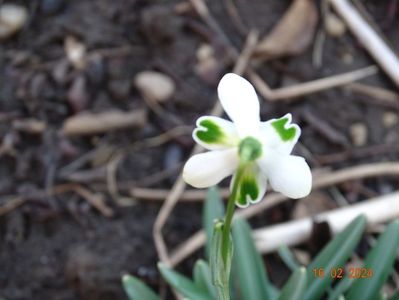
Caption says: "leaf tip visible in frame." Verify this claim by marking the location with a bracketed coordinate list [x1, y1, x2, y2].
[122, 274, 131, 283]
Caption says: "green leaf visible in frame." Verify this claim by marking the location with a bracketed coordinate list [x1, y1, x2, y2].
[210, 221, 232, 300]
[379, 292, 388, 300]
[327, 276, 352, 300]
[203, 187, 224, 257]
[390, 291, 399, 300]
[278, 245, 300, 271]
[346, 220, 399, 300]
[122, 274, 161, 300]
[232, 218, 275, 300]
[304, 215, 367, 300]
[278, 267, 307, 300]
[158, 263, 210, 300]
[193, 260, 216, 299]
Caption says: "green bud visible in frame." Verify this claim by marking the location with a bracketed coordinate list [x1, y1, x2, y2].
[238, 137, 262, 162]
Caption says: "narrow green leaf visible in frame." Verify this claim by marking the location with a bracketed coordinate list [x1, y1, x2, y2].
[210, 221, 232, 300]
[193, 260, 216, 299]
[203, 187, 225, 257]
[346, 220, 399, 300]
[327, 276, 352, 300]
[304, 215, 367, 300]
[379, 292, 388, 300]
[158, 263, 210, 300]
[278, 267, 307, 300]
[122, 274, 161, 300]
[232, 218, 275, 300]
[278, 245, 300, 271]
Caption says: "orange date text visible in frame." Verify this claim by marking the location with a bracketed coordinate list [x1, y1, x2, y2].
[312, 267, 373, 279]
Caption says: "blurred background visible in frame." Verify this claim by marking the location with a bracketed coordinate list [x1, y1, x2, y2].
[0, 0, 398, 299]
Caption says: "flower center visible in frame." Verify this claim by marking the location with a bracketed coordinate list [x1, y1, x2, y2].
[238, 137, 262, 162]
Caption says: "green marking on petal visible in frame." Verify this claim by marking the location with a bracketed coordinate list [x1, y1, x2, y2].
[195, 119, 226, 144]
[236, 166, 259, 207]
[271, 117, 297, 141]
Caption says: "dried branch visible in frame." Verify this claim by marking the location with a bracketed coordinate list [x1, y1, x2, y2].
[329, 0, 399, 86]
[254, 191, 399, 253]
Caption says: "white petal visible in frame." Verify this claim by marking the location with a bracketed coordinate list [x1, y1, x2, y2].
[260, 113, 301, 155]
[230, 164, 267, 208]
[258, 151, 312, 199]
[193, 116, 239, 150]
[183, 148, 239, 188]
[217, 73, 260, 137]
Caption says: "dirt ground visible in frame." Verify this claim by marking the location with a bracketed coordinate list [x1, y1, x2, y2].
[1, 0, 399, 299]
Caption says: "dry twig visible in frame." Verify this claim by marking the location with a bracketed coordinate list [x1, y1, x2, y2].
[329, 0, 399, 86]
[254, 191, 399, 253]
[344, 82, 399, 105]
[54, 184, 114, 217]
[245, 65, 378, 101]
[0, 197, 27, 216]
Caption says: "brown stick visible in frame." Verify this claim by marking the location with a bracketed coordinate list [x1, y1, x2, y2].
[345, 82, 399, 104]
[254, 191, 399, 253]
[329, 0, 399, 86]
[0, 197, 27, 216]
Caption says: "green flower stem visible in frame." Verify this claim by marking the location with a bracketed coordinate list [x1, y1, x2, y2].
[221, 163, 245, 266]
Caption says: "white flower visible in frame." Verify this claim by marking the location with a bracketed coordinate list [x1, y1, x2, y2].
[183, 73, 312, 207]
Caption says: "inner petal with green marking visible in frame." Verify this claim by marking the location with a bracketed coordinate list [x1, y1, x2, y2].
[234, 164, 266, 207]
[271, 116, 297, 142]
[194, 116, 239, 148]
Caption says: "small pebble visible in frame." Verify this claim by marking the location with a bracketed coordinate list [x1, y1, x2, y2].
[0, 4, 28, 40]
[196, 44, 214, 61]
[134, 71, 175, 102]
[195, 44, 220, 85]
[382, 112, 398, 128]
[349, 123, 368, 146]
[325, 13, 346, 38]
[341, 51, 354, 65]
[64, 35, 87, 70]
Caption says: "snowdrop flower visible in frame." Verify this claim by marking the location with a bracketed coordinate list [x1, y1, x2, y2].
[183, 73, 312, 207]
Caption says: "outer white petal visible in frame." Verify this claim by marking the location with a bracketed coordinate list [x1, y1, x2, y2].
[183, 148, 239, 188]
[217, 73, 260, 137]
[193, 116, 239, 150]
[260, 113, 301, 155]
[258, 151, 312, 199]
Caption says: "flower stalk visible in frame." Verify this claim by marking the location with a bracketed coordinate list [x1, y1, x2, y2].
[221, 163, 245, 265]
